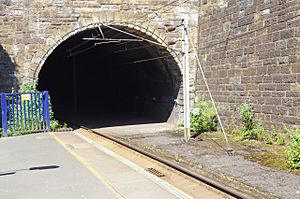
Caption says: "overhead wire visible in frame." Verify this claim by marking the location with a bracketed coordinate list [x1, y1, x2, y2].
[95, 0, 188, 59]
[66, 32, 99, 53]
[112, 54, 175, 67]
[104, 0, 188, 42]
[67, 28, 101, 55]
[83, 37, 144, 42]
[68, 45, 98, 57]
[68, 0, 188, 57]
[113, 45, 155, 54]
[69, 0, 298, 151]
[67, 40, 91, 52]
[89, 0, 188, 47]
[68, 27, 123, 56]
[185, 1, 300, 151]
[133, 54, 174, 64]
[101, 24, 165, 47]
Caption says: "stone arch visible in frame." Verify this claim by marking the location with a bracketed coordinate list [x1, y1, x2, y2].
[36, 21, 183, 125]
[33, 22, 182, 78]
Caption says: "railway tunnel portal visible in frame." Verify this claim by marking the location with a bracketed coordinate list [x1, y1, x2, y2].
[0, 1, 199, 127]
[37, 24, 182, 127]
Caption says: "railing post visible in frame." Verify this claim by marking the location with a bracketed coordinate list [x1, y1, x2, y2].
[1, 93, 8, 137]
[43, 91, 51, 131]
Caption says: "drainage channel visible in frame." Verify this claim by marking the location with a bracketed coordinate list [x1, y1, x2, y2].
[75, 125, 249, 199]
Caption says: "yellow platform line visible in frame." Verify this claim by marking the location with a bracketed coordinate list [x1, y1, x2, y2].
[49, 132, 126, 199]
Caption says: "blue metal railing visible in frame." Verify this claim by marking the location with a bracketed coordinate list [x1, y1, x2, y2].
[0, 91, 50, 137]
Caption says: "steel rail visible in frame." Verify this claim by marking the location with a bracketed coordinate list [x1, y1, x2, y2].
[78, 125, 249, 199]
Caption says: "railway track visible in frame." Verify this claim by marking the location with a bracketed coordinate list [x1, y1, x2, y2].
[74, 126, 249, 199]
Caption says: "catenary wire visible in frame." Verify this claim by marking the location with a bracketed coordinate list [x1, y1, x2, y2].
[67, 0, 188, 55]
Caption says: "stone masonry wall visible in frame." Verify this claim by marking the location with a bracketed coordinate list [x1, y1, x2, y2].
[0, 0, 199, 93]
[196, 0, 300, 129]
[1, 0, 299, 128]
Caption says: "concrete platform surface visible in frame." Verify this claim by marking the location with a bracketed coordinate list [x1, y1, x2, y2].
[93, 122, 176, 136]
[0, 132, 189, 199]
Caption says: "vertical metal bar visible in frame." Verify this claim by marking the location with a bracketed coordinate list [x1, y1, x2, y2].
[43, 91, 50, 131]
[28, 93, 32, 130]
[20, 94, 23, 130]
[29, 93, 31, 130]
[42, 93, 45, 130]
[23, 97, 27, 131]
[38, 93, 42, 130]
[1, 93, 8, 137]
[30, 93, 33, 130]
[34, 93, 38, 130]
[27, 99, 29, 130]
[12, 95, 15, 133]
[6, 95, 10, 132]
[16, 94, 19, 131]
[183, 14, 190, 142]
[32, 93, 35, 130]
[7, 95, 12, 134]
[27, 98, 30, 131]
[27, 95, 30, 130]
[42, 93, 46, 130]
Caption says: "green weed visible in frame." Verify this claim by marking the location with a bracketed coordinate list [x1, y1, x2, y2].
[286, 128, 300, 169]
[190, 101, 217, 134]
[236, 102, 285, 145]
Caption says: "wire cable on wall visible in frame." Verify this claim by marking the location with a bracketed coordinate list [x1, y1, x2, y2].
[188, 31, 233, 153]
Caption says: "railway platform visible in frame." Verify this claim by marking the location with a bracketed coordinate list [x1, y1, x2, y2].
[0, 132, 197, 199]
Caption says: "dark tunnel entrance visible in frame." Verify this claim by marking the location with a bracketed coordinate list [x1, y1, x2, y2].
[37, 25, 181, 128]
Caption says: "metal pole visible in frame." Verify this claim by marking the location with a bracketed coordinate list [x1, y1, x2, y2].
[44, 91, 50, 131]
[1, 93, 8, 137]
[183, 14, 190, 142]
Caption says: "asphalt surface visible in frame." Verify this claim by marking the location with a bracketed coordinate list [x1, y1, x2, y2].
[0, 132, 185, 199]
[0, 133, 118, 199]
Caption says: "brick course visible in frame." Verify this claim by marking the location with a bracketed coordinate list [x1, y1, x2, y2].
[196, 0, 300, 129]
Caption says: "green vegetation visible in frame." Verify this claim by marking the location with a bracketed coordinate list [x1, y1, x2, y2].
[285, 128, 300, 169]
[190, 101, 217, 134]
[234, 101, 299, 171]
[178, 98, 300, 172]
[20, 80, 38, 93]
[236, 102, 285, 145]
[236, 102, 257, 140]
